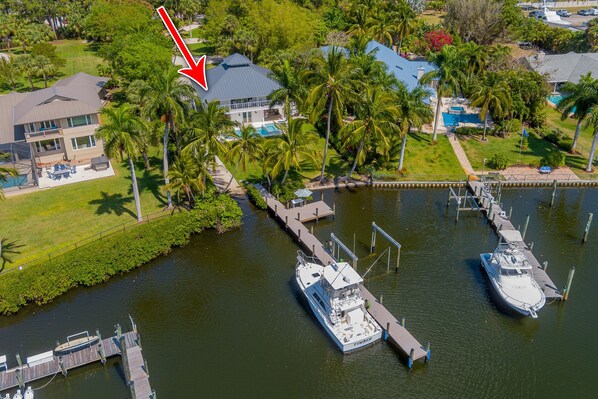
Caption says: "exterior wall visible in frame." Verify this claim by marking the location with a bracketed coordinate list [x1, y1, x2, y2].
[228, 109, 266, 124]
[62, 123, 104, 162]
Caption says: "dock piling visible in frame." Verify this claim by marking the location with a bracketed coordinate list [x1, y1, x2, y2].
[582, 213, 593, 243]
[97, 329, 106, 365]
[59, 356, 67, 376]
[401, 317, 405, 328]
[529, 242, 534, 251]
[380, 294, 383, 304]
[550, 180, 557, 207]
[15, 354, 23, 390]
[522, 214, 530, 240]
[408, 349, 414, 369]
[563, 267, 575, 300]
[425, 342, 431, 362]
[333, 203, 335, 220]
[508, 206, 512, 220]
[543, 261, 548, 271]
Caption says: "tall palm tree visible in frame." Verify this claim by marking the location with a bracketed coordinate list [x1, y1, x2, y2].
[141, 67, 196, 209]
[183, 100, 237, 169]
[584, 106, 598, 172]
[469, 72, 512, 141]
[268, 117, 319, 184]
[224, 124, 263, 191]
[341, 85, 400, 176]
[420, 45, 467, 142]
[96, 104, 145, 222]
[269, 59, 306, 123]
[557, 73, 598, 152]
[391, 1, 416, 54]
[0, 237, 24, 272]
[0, 166, 17, 200]
[395, 86, 435, 171]
[367, 9, 394, 47]
[304, 47, 354, 181]
[459, 42, 488, 76]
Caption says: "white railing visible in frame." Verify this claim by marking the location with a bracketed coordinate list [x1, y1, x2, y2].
[25, 128, 63, 140]
[219, 99, 274, 110]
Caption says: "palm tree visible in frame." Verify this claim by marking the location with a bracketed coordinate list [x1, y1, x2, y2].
[166, 153, 205, 207]
[469, 72, 512, 141]
[17, 55, 37, 90]
[367, 9, 394, 47]
[224, 124, 263, 191]
[0, 166, 17, 200]
[33, 55, 55, 88]
[395, 86, 435, 171]
[459, 42, 487, 77]
[141, 67, 196, 209]
[268, 117, 319, 184]
[269, 59, 306, 123]
[341, 85, 400, 176]
[0, 237, 24, 272]
[184, 100, 237, 169]
[557, 73, 598, 152]
[96, 104, 145, 221]
[584, 106, 598, 172]
[420, 45, 467, 142]
[304, 47, 354, 181]
[391, 1, 416, 54]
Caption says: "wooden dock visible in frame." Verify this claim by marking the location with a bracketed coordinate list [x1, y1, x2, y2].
[0, 328, 154, 398]
[467, 180, 562, 299]
[256, 185, 429, 365]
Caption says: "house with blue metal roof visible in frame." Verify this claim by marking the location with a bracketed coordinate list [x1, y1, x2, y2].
[192, 53, 283, 125]
[320, 40, 436, 96]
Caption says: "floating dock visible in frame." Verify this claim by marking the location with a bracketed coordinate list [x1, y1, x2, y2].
[255, 185, 429, 366]
[466, 180, 562, 299]
[0, 323, 154, 398]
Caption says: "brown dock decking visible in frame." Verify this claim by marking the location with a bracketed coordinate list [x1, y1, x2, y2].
[467, 180, 562, 299]
[256, 184, 429, 365]
[0, 330, 154, 398]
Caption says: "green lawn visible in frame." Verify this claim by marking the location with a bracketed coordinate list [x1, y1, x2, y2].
[0, 150, 168, 267]
[0, 39, 104, 93]
[381, 133, 465, 180]
[188, 42, 215, 56]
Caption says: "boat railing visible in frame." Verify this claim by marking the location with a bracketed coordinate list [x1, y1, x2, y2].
[66, 331, 91, 343]
[496, 283, 539, 312]
[297, 250, 322, 266]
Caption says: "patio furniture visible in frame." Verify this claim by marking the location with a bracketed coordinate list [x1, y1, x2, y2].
[71, 165, 77, 174]
[91, 155, 110, 171]
[59, 164, 66, 170]
[290, 198, 304, 208]
[54, 164, 60, 172]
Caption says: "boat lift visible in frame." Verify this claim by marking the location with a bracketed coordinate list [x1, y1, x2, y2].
[329, 233, 358, 269]
[370, 222, 401, 271]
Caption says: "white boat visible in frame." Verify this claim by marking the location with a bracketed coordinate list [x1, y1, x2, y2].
[23, 388, 33, 399]
[480, 230, 546, 318]
[12, 390, 22, 399]
[295, 251, 382, 353]
[54, 331, 99, 354]
[534, 0, 571, 26]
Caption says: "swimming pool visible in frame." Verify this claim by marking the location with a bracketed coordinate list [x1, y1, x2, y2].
[442, 112, 482, 127]
[547, 94, 576, 113]
[0, 174, 27, 189]
[449, 106, 465, 114]
[234, 123, 282, 138]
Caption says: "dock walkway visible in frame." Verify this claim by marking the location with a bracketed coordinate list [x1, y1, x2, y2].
[467, 180, 561, 299]
[256, 185, 429, 364]
[0, 330, 154, 398]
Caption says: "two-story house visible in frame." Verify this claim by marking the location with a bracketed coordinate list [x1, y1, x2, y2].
[0, 72, 107, 188]
[192, 54, 284, 125]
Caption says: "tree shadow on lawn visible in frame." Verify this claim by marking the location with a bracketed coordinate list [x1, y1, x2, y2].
[89, 192, 136, 218]
[129, 169, 168, 207]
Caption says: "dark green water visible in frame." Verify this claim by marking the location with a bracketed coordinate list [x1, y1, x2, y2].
[1, 188, 597, 398]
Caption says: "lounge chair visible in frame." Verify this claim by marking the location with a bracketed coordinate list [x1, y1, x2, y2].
[539, 166, 552, 174]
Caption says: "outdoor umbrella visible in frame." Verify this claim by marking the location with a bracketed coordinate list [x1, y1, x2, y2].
[294, 188, 313, 198]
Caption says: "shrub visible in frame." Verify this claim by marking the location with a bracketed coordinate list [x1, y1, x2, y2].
[455, 126, 483, 136]
[488, 153, 509, 170]
[271, 180, 303, 203]
[245, 184, 267, 209]
[0, 195, 242, 315]
[541, 150, 566, 168]
[558, 137, 573, 152]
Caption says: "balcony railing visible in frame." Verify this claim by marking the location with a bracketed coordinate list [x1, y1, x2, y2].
[220, 99, 276, 111]
[25, 128, 63, 142]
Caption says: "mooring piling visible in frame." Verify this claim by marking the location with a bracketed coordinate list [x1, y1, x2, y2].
[543, 261, 548, 271]
[582, 213, 593, 243]
[563, 266, 576, 300]
[379, 294, 383, 304]
[522, 214, 530, 240]
[508, 206, 512, 220]
[550, 180, 557, 207]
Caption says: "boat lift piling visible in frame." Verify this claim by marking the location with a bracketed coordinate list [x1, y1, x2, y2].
[370, 222, 401, 270]
[330, 233, 358, 269]
[522, 214, 530, 241]
[550, 180, 557, 207]
[563, 267, 575, 300]
[582, 213, 593, 243]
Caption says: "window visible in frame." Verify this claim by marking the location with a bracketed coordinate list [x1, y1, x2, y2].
[71, 135, 96, 150]
[35, 139, 61, 153]
[40, 120, 56, 129]
[242, 112, 252, 123]
[67, 115, 92, 128]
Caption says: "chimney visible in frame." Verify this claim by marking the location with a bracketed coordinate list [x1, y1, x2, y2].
[417, 66, 425, 81]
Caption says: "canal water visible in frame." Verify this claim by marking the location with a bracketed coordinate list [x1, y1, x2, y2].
[1, 187, 597, 398]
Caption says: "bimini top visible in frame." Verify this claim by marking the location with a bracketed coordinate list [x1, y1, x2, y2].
[322, 262, 362, 291]
[499, 230, 524, 244]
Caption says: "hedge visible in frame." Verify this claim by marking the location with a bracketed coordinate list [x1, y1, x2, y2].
[245, 184, 267, 209]
[0, 195, 242, 315]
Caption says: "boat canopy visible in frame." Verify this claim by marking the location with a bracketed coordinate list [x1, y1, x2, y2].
[499, 230, 524, 244]
[323, 262, 363, 290]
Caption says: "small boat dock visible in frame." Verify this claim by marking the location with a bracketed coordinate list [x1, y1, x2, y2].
[0, 320, 155, 398]
[255, 185, 429, 366]
[466, 180, 561, 299]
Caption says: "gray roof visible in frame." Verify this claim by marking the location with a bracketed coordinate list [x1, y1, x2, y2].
[525, 52, 598, 84]
[0, 72, 107, 144]
[194, 53, 281, 102]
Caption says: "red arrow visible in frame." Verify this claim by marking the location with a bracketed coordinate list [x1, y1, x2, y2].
[157, 6, 208, 90]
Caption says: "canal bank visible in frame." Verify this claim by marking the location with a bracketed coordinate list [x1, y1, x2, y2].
[0, 187, 596, 398]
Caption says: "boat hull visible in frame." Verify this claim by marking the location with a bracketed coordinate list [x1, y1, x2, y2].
[480, 253, 545, 318]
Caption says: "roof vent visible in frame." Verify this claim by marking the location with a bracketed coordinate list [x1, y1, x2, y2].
[343, 275, 350, 283]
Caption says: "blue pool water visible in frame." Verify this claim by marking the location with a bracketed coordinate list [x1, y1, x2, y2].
[442, 112, 482, 127]
[449, 106, 465, 113]
[0, 174, 27, 189]
[234, 123, 281, 138]
[547, 94, 576, 113]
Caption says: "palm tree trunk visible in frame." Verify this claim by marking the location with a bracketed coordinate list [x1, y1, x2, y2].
[128, 157, 143, 222]
[142, 149, 150, 170]
[572, 119, 583, 152]
[281, 168, 289, 184]
[43, 72, 47, 88]
[27, 74, 34, 90]
[482, 113, 488, 141]
[223, 158, 241, 192]
[348, 138, 365, 177]
[432, 94, 442, 142]
[163, 117, 172, 209]
[398, 133, 407, 171]
[320, 96, 334, 181]
[586, 130, 598, 172]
